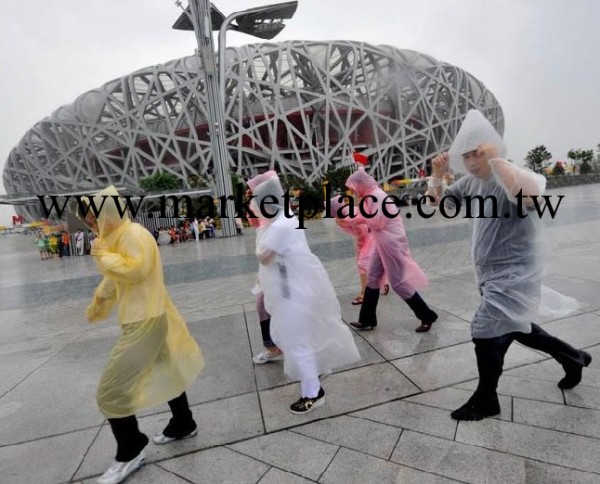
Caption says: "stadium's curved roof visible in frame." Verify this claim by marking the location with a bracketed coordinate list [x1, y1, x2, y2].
[3, 40, 503, 207]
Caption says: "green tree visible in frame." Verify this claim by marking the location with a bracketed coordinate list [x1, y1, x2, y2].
[187, 174, 211, 189]
[580, 159, 592, 175]
[324, 166, 352, 193]
[593, 144, 600, 173]
[525, 145, 552, 173]
[580, 149, 594, 175]
[139, 172, 180, 192]
[568, 149, 594, 175]
[280, 175, 324, 217]
[567, 149, 581, 162]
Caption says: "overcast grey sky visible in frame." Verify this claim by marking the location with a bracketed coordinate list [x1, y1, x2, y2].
[1, 0, 599, 224]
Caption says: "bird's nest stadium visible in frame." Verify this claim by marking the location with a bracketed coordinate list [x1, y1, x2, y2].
[2, 40, 503, 219]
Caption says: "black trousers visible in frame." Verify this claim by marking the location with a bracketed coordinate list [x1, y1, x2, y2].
[108, 392, 195, 462]
[472, 323, 585, 406]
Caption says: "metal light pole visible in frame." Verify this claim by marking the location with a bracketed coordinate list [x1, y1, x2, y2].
[174, 1, 297, 237]
[217, 2, 298, 103]
[177, 0, 237, 236]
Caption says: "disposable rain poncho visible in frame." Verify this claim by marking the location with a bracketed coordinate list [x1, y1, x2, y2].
[85, 186, 203, 418]
[443, 110, 577, 338]
[345, 168, 427, 297]
[247, 170, 279, 228]
[329, 196, 374, 273]
[250, 176, 360, 380]
[448, 110, 508, 176]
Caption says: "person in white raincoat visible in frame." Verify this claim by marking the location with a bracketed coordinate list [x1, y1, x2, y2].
[250, 173, 360, 414]
[81, 186, 203, 484]
[427, 110, 591, 421]
[247, 171, 284, 365]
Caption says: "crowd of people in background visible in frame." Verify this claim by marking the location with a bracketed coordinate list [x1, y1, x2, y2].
[33, 228, 96, 260]
[29, 215, 246, 261]
[151, 216, 222, 245]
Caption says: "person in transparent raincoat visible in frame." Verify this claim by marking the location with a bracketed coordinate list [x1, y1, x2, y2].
[329, 196, 389, 305]
[250, 174, 360, 414]
[427, 110, 591, 421]
[81, 186, 204, 484]
[344, 167, 438, 332]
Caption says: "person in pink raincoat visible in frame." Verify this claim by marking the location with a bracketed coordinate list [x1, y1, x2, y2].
[329, 196, 389, 305]
[344, 166, 438, 332]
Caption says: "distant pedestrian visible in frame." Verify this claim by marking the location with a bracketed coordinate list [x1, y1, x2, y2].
[75, 229, 84, 256]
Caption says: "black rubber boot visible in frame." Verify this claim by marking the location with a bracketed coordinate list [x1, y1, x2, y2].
[514, 324, 592, 390]
[451, 335, 511, 421]
[108, 415, 149, 462]
[350, 286, 380, 330]
[404, 292, 438, 332]
[162, 392, 197, 439]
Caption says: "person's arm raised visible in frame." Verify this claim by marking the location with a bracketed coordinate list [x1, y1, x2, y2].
[426, 152, 449, 207]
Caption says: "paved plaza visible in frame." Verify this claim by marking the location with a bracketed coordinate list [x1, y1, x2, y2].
[1, 184, 600, 484]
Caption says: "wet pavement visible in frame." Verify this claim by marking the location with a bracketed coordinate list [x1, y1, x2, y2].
[1, 184, 600, 483]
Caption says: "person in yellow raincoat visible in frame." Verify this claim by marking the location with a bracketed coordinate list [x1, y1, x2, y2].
[81, 186, 203, 484]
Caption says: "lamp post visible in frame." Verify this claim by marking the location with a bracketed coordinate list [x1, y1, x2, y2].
[174, 1, 297, 237]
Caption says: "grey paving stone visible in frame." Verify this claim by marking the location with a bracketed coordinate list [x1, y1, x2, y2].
[75, 392, 264, 480]
[183, 313, 257, 406]
[416, 276, 480, 322]
[2, 205, 600, 484]
[320, 447, 459, 484]
[158, 447, 269, 484]
[180, 303, 247, 323]
[259, 363, 419, 432]
[229, 431, 338, 481]
[546, 255, 600, 283]
[247, 306, 384, 391]
[0, 335, 113, 446]
[352, 400, 457, 440]
[456, 374, 565, 404]
[506, 357, 600, 389]
[586, 344, 600, 369]
[542, 273, 600, 313]
[391, 341, 544, 392]
[391, 430, 528, 483]
[258, 467, 315, 484]
[456, 418, 600, 474]
[564, 384, 600, 410]
[405, 387, 512, 421]
[513, 397, 600, 439]
[347, 307, 472, 360]
[0, 427, 97, 484]
[520, 460, 600, 484]
[291, 415, 402, 460]
[339, 282, 470, 336]
[538, 312, 600, 349]
[0, 344, 61, 396]
[82, 463, 192, 484]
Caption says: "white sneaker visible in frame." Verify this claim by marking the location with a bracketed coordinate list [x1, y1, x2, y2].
[152, 427, 197, 445]
[97, 451, 145, 484]
[252, 350, 283, 364]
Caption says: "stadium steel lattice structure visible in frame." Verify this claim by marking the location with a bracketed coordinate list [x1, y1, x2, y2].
[3, 40, 503, 218]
